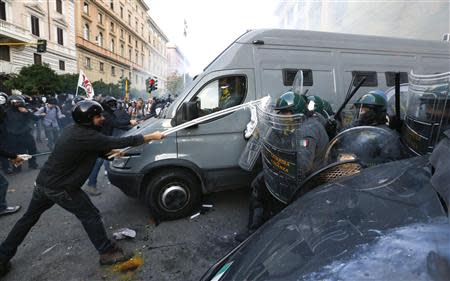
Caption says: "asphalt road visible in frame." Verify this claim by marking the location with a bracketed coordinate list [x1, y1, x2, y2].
[0, 156, 249, 281]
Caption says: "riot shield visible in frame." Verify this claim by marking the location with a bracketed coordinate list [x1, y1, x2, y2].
[325, 126, 403, 166]
[257, 98, 307, 204]
[401, 71, 450, 155]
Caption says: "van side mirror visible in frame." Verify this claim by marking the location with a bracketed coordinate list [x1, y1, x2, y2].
[174, 101, 199, 126]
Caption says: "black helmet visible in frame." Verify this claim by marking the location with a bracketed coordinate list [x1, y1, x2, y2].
[72, 100, 103, 125]
[103, 96, 117, 111]
[8, 95, 26, 107]
[73, 96, 85, 105]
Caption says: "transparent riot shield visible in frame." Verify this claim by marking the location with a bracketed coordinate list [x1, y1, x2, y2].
[401, 71, 450, 155]
[325, 126, 403, 166]
[257, 98, 307, 204]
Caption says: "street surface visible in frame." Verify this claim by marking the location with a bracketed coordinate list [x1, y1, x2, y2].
[0, 155, 249, 281]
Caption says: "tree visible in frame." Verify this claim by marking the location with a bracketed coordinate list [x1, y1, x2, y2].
[166, 72, 184, 97]
[91, 80, 123, 99]
[4, 64, 61, 96]
[59, 73, 79, 95]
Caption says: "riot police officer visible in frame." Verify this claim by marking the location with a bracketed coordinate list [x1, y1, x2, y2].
[236, 91, 329, 241]
[0, 100, 165, 277]
[4, 95, 38, 171]
[348, 92, 389, 129]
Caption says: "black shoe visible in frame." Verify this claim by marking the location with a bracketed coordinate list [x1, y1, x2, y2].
[0, 261, 11, 277]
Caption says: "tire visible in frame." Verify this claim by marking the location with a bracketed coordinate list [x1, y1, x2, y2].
[144, 168, 202, 220]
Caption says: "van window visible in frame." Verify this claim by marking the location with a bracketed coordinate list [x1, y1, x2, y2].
[385, 72, 408, 86]
[195, 76, 246, 116]
[352, 71, 378, 87]
[282, 69, 313, 86]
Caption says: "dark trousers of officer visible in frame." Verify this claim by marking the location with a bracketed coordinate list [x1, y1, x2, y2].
[8, 133, 37, 166]
[0, 185, 114, 263]
[0, 173, 8, 211]
[248, 172, 286, 231]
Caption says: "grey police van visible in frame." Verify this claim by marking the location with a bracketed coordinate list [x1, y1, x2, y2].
[108, 29, 450, 220]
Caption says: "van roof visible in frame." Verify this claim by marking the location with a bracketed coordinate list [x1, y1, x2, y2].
[236, 29, 450, 55]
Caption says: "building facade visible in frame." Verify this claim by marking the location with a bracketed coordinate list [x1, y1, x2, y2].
[276, 1, 450, 41]
[166, 42, 190, 96]
[75, 0, 169, 93]
[0, 0, 77, 80]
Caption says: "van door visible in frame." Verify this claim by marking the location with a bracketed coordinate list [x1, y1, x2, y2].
[176, 69, 256, 192]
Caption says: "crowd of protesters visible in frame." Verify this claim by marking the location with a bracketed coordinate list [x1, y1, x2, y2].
[0, 91, 173, 183]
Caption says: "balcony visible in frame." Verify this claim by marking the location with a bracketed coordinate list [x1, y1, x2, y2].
[0, 20, 32, 42]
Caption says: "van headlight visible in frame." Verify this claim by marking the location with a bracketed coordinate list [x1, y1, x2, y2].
[112, 156, 130, 168]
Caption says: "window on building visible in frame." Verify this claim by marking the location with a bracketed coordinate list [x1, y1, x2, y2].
[121, 69, 124, 77]
[141, 25, 144, 36]
[141, 54, 144, 66]
[135, 40, 138, 47]
[0, 1, 6, 21]
[57, 27, 64, 45]
[83, 2, 89, 14]
[31, 15, 40, 36]
[120, 28, 124, 38]
[128, 35, 131, 43]
[59, 60, 65, 71]
[110, 39, 115, 52]
[0, 46, 10, 61]
[135, 20, 137, 29]
[99, 62, 104, 71]
[110, 21, 114, 32]
[83, 23, 90, 40]
[34, 53, 42, 65]
[111, 66, 116, 76]
[98, 13, 103, 24]
[129, 49, 132, 61]
[85, 57, 91, 68]
[56, 0, 63, 14]
[110, 0, 114, 10]
[97, 32, 103, 47]
[135, 51, 138, 64]
[128, 14, 131, 25]
[120, 44, 124, 56]
[120, 6, 123, 18]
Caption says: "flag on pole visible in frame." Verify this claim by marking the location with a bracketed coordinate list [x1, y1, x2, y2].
[77, 70, 95, 100]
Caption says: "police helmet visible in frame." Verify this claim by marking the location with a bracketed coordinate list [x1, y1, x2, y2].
[8, 95, 26, 107]
[103, 96, 118, 111]
[306, 95, 325, 115]
[274, 91, 307, 115]
[72, 100, 103, 125]
[353, 92, 387, 125]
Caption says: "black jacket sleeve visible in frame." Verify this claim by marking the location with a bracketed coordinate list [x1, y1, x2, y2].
[0, 147, 17, 159]
[82, 130, 145, 153]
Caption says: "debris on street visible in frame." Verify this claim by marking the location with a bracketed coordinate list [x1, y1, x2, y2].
[113, 228, 136, 240]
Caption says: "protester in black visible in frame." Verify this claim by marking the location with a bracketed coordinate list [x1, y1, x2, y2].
[0, 100, 164, 277]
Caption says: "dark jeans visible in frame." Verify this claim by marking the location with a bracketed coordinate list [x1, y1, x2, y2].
[0, 173, 8, 211]
[248, 172, 286, 231]
[0, 185, 114, 263]
[43, 126, 59, 150]
[87, 158, 109, 187]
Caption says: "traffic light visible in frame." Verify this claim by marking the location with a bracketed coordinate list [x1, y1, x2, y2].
[37, 39, 47, 53]
[153, 78, 158, 91]
[147, 77, 156, 93]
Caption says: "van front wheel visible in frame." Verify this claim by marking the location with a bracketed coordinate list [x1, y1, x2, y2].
[144, 168, 202, 220]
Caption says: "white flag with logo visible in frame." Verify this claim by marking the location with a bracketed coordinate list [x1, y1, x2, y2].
[77, 70, 95, 100]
